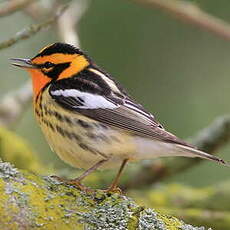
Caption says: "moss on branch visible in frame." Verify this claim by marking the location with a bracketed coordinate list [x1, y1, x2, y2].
[0, 161, 210, 230]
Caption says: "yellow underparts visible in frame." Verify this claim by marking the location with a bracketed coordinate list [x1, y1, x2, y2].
[34, 90, 136, 170]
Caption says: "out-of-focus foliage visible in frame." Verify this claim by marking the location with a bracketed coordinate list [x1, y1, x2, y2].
[129, 182, 230, 229]
[0, 126, 46, 174]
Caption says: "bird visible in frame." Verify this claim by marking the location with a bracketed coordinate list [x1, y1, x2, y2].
[11, 42, 229, 192]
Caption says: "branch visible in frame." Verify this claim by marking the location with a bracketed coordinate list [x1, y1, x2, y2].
[0, 4, 67, 51]
[0, 80, 32, 128]
[0, 0, 36, 17]
[23, 0, 60, 20]
[0, 161, 210, 230]
[130, 0, 230, 40]
[124, 116, 230, 190]
[57, 0, 90, 47]
[129, 182, 230, 229]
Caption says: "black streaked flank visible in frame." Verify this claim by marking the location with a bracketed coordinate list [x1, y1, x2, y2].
[78, 143, 108, 158]
[56, 125, 65, 137]
[86, 133, 110, 143]
[35, 108, 41, 117]
[63, 116, 72, 125]
[41, 118, 55, 131]
[77, 119, 91, 129]
[41, 107, 74, 126]
[53, 111, 63, 122]
[54, 124, 81, 141]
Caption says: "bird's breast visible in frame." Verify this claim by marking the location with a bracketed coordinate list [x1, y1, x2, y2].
[34, 90, 136, 169]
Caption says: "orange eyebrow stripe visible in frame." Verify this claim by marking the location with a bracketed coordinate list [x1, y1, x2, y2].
[32, 53, 79, 64]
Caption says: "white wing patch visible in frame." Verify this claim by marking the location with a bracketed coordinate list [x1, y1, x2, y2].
[50, 89, 119, 109]
[124, 101, 154, 118]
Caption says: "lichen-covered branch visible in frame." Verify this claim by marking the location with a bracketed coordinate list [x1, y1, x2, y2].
[0, 161, 210, 230]
[123, 116, 230, 190]
[130, 0, 230, 40]
[0, 0, 37, 17]
[0, 4, 67, 51]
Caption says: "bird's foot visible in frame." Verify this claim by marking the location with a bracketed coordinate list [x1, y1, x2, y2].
[68, 179, 95, 193]
[104, 186, 123, 194]
[50, 175, 94, 193]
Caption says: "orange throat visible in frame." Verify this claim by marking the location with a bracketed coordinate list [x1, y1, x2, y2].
[27, 69, 51, 99]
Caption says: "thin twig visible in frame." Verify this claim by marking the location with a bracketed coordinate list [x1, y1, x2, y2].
[0, 4, 68, 51]
[130, 0, 230, 40]
[23, 0, 60, 20]
[124, 116, 230, 190]
[0, 80, 32, 128]
[57, 0, 90, 47]
[0, 0, 37, 17]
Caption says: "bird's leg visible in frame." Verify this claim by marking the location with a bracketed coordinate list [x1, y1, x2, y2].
[106, 159, 129, 193]
[69, 159, 108, 190]
[53, 159, 108, 192]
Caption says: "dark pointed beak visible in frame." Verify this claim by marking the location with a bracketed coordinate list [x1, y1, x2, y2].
[10, 58, 37, 69]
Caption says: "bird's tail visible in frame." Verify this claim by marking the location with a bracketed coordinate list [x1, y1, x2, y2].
[176, 144, 230, 167]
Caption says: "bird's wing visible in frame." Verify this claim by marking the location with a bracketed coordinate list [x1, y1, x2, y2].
[48, 75, 230, 166]
[49, 77, 192, 147]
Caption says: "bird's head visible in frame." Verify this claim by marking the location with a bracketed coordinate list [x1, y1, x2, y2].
[11, 43, 90, 97]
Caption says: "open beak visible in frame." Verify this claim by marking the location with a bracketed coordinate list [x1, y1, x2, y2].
[10, 58, 37, 69]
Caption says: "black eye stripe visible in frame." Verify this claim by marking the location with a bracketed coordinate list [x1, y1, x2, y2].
[38, 61, 55, 69]
[41, 62, 71, 79]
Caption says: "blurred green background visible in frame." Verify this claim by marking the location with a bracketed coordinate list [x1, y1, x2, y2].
[0, 0, 230, 188]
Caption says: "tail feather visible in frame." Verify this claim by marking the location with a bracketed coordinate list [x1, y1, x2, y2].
[176, 144, 230, 167]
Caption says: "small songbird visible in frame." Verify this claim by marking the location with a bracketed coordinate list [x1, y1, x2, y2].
[11, 43, 228, 191]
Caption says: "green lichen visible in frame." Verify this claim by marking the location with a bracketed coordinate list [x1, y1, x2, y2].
[0, 161, 21, 180]
[139, 208, 166, 230]
[158, 213, 183, 230]
[180, 224, 212, 230]
[0, 161, 218, 230]
[77, 194, 135, 229]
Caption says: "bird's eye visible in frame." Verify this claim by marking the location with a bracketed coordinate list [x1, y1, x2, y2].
[43, 62, 54, 69]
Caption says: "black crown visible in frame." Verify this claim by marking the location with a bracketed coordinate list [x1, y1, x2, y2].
[34, 43, 84, 58]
